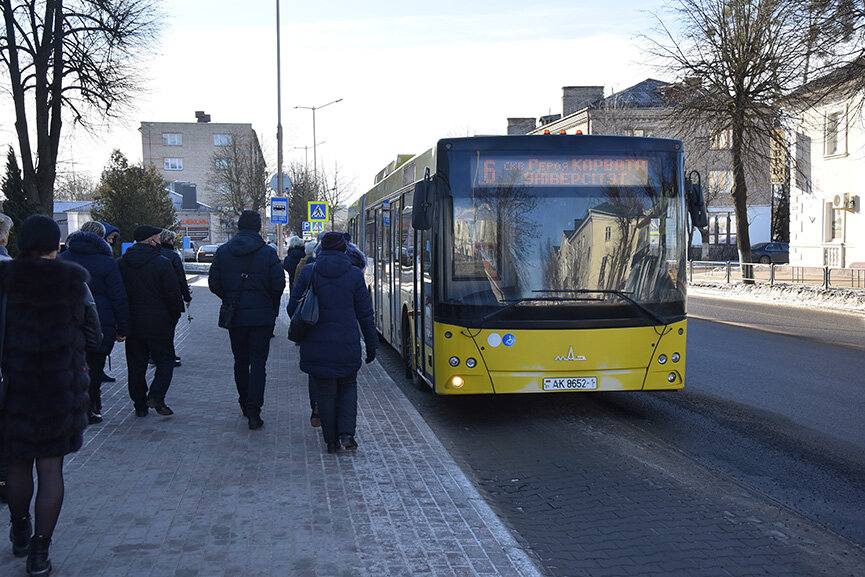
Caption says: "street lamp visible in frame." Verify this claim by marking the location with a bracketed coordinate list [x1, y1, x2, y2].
[293, 141, 325, 172]
[294, 98, 342, 180]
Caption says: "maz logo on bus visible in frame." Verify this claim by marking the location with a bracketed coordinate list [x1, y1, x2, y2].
[555, 346, 587, 361]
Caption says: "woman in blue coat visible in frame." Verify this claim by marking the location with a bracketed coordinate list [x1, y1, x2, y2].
[283, 235, 305, 289]
[287, 231, 377, 453]
[58, 221, 131, 423]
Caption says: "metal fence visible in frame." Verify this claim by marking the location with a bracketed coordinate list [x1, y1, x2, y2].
[688, 261, 865, 291]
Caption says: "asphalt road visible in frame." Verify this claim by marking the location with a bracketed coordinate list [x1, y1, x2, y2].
[377, 296, 865, 577]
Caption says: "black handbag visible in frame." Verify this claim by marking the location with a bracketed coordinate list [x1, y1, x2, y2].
[0, 289, 8, 410]
[218, 248, 260, 329]
[288, 265, 319, 343]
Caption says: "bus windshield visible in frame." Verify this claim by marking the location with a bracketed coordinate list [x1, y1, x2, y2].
[443, 148, 686, 324]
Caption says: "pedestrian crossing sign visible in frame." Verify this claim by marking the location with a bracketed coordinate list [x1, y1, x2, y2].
[311, 222, 324, 234]
[308, 201, 328, 222]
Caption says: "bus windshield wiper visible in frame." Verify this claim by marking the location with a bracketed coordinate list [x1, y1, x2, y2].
[534, 289, 668, 326]
[478, 295, 600, 327]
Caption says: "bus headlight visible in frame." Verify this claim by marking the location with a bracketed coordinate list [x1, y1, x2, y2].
[449, 356, 460, 367]
[667, 372, 677, 383]
[658, 354, 668, 365]
[671, 353, 680, 363]
[450, 376, 465, 388]
[466, 358, 477, 369]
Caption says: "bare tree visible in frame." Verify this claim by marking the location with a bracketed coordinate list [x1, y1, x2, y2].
[207, 131, 268, 223]
[53, 167, 95, 201]
[1, 0, 162, 215]
[645, 0, 863, 271]
[318, 163, 355, 230]
[286, 162, 319, 235]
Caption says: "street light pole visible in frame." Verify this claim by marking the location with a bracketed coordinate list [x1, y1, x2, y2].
[275, 0, 284, 254]
[295, 98, 342, 181]
[294, 141, 325, 172]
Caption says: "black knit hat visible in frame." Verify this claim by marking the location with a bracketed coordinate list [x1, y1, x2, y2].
[320, 231, 347, 252]
[133, 225, 163, 242]
[17, 214, 61, 255]
[237, 210, 262, 232]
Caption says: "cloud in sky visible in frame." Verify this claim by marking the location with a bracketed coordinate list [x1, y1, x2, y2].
[0, 0, 669, 202]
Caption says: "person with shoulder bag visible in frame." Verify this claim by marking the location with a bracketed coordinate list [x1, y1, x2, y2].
[0, 215, 101, 576]
[287, 231, 377, 454]
[209, 211, 285, 430]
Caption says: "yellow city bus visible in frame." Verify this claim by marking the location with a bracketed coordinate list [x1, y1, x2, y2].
[348, 135, 706, 394]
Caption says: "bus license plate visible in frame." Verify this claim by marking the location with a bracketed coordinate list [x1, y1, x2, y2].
[543, 377, 598, 391]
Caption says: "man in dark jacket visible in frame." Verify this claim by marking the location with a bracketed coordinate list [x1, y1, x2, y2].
[119, 225, 183, 417]
[59, 221, 132, 423]
[209, 210, 285, 430]
[159, 229, 192, 366]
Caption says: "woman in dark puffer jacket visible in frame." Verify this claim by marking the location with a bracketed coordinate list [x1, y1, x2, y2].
[287, 231, 377, 454]
[0, 215, 101, 576]
[58, 221, 131, 423]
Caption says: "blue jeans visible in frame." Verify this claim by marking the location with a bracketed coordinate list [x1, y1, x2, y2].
[228, 325, 273, 418]
[310, 374, 358, 445]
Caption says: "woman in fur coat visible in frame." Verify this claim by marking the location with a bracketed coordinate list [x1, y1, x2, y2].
[0, 215, 101, 576]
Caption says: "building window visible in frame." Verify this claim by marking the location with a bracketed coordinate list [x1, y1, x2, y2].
[604, 226, 612, 242]
[824, 110, 845, 156]
[709, 212, 737, 245]
[708, 170, 733, 193]
[164, 158, 183, 171]
[630, 128, 654, 137]
[213, 134, 232, 147]
[214, 158, 230, 170]
[830, 204, 843, 240]
[711, 128, 732, 149]
[162, 133, 182, 146]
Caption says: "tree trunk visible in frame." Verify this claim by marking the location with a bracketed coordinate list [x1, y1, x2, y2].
[731, 116, 753, 283]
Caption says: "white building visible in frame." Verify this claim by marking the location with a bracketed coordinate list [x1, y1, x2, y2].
[788, 64, 864, 268]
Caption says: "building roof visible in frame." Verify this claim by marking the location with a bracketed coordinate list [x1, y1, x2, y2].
[601, 79, 673, 109]
[53, 201, 93, 213]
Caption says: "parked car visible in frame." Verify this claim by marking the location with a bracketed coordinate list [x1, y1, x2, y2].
[196, 243, 222, 263]
[751, 242, 789, 264]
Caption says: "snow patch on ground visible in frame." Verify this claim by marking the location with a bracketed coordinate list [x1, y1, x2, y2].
[689, 281, 865, 314]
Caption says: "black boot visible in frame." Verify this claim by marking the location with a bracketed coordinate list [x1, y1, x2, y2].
[26, 534, 52, 576]
[10, 515, 31, 557]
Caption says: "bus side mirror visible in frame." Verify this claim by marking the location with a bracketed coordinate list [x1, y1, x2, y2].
[412, 179, 434, 230]
[686, 171, 708, 229]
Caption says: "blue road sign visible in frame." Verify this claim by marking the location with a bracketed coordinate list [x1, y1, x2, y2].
[271, 197, 288, 224]
[308, 201, 328, 222]
[311, 222, 324, 233]
[270, 174, 291, 192]
[302, 221, 311, 231]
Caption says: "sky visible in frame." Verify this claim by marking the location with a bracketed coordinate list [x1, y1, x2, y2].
[0, 0, 673, 204]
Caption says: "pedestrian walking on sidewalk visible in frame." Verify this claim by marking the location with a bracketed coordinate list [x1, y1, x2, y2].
[283, 235, 305, 289]
[290, 239, 319, 424]
[209, 210, 285, 430]
[159, 229, 192, 367]
[0, 213, 13, 506]
[0, 215, 102, 576]
[119, 225, 183, 417]
[58, 221, 131, 424]
[287, 231, 377, 454]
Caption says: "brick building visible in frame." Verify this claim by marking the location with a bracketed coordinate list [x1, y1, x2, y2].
[140, 112, 263, 241]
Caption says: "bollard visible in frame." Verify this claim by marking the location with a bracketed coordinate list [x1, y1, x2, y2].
[726, 261, 731, 284]
[823, 266, 830, 289]
[770, 263, 775, 286]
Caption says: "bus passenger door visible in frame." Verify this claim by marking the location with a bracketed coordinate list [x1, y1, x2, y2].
[416, 226, 434, 387]
[381, 201, 392, 340]
[374, 207, 383, 330]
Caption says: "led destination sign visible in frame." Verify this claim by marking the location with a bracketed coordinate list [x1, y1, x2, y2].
[475, 156, 649, 187]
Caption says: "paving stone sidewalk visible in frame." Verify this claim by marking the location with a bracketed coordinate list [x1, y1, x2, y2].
[1, 282, 544, 577]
